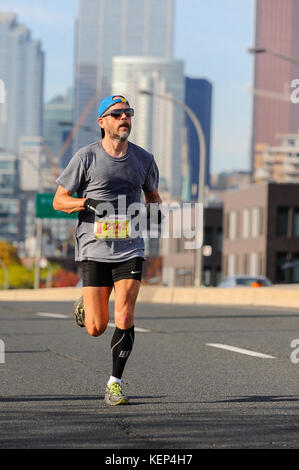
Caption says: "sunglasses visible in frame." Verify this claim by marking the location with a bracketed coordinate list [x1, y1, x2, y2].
[102, 108, 134, 118]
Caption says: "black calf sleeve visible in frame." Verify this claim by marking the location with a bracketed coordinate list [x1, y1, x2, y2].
[111, 325, 135, 379]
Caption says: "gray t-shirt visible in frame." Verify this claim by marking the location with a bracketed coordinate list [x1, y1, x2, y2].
[56, 140, 159, 262]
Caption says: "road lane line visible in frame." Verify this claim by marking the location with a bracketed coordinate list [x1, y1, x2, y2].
[35, 314, 150, 332]
[36, 312, 70, 319]
[107, 322, 150, 333]
[206, 343, 276, 359]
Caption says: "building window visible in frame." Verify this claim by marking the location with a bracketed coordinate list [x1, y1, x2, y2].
[293, 209, 299, 237]
[293, 254, 299, 282]
[227, 253, 236, 276]
[258, 254, 263, 275]
[276, 206, 288, 236]
[204, 227, 213, 246]
[203, 269, 211, 286]
[228, 211, 237, 240]
[243, 253, 249, 274]
[275, 252, 288, 282]
[223, 255, 228, 276]
[225, 213, 229, 239]
[242, 208, 250, 239]
[250, 252, 258, 276]
[216, 268, 222, 286]
[251, 207, 263, 238]
[217, 229, 222, 252]
[175, 238, 184, 253]
[259, 208, 264, 235]
[176, 268, 193, 286]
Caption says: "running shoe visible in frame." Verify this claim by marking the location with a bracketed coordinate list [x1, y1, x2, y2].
[73, 295, 85, 327]
[104, 382, 130, 406]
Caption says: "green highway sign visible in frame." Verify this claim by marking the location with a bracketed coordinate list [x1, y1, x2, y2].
[35, 193, 78, 219]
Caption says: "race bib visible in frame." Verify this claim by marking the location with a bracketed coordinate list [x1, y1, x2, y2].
[94, 215, 131, 239]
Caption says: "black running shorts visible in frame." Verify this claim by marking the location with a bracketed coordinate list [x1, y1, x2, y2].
[81, 257, 144, 287]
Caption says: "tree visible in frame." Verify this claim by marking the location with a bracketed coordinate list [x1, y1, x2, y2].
[0, 241, 20, 266]
[51, 269, 79, 287]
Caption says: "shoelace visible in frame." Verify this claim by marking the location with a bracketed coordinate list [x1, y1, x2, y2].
[109, 383, 122, 395]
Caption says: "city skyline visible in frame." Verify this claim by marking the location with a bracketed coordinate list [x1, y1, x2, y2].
[0, 12, 44, 155]
[112, 56, 185, 198]
[0, 0, 254, 174]
[72, 0, 175, 154]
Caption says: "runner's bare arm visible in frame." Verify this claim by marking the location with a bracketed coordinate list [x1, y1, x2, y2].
[53, 185, 87, 214]
[143, 189, 162, 205]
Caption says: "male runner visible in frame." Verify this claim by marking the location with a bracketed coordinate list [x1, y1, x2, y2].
[53, 95, 162, 406]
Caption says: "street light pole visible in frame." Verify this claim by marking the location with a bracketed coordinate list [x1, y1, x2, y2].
[0, 147, 44, 289]
[248, 47, 299, 66]
[139, 89, 206, 287]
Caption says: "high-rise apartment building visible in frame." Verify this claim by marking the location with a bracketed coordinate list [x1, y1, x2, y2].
[0, 150, 19, 243]
[43, 90, 73, 168]
[72, 0, 174, 153]
[112, 56, 184, 198]
[183, 77, 212, 201]
[254, 133, 299, 183]
[251, 0, 299, 174]
[0, 13, 44, 154]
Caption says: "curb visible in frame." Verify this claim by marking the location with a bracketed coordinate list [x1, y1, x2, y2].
[0, 285, 298, 309]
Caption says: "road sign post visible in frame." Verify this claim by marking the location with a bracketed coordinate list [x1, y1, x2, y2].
[34, 193, 77, 288]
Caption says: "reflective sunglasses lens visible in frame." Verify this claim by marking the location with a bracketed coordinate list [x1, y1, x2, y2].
[110, 108, 134, 118]
[125, 108, 134, 117]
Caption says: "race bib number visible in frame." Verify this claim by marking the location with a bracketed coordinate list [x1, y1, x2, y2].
[94, 215, 131, 239]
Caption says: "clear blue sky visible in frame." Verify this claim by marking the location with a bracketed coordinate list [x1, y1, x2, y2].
[1, 0, 255, 174]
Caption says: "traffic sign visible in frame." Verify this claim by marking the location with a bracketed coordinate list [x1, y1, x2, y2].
[35, 193, 78, 219]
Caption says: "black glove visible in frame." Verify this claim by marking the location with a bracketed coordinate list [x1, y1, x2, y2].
[83, 198, 107, 217]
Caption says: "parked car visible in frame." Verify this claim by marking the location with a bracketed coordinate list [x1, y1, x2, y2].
[218, 275, 272, 288]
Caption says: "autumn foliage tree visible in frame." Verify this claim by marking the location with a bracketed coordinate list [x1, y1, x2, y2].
[0, 241, 20, 266]
[51, 268, 79, 287]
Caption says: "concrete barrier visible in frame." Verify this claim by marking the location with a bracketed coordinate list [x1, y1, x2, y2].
[0, 285, 298, 309]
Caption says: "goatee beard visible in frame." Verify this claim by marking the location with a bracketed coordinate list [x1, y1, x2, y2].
[118, 130, 130, 141]
[107, 128, 130, 142]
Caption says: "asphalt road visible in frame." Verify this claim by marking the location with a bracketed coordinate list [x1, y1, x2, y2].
[0, 299, 299, 452]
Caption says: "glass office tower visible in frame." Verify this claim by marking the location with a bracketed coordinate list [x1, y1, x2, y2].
[112, 56, 184, 199]
[0, 13, 44, 154]
[72, 0, 174, 152]
[183, 77, 212, 201]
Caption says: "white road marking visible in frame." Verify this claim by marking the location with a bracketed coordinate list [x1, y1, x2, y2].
[35, 313, 150, 332]
[36, 312, 70, 319]
[206, 343, 276, 359]
[108, 322, 150, 333]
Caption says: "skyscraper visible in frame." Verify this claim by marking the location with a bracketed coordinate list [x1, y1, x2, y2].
[0, 150, 19, 243]
[43, 90, 73, 167]
[0, 13, 44, 154]
[72, 0, 174, 152]
[183, 77, 212, 201]
[112, 56, 184, 198]
[251, 0, 299, 175]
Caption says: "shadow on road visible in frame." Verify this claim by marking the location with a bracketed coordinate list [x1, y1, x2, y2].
[0, 394, 166, 403]
[205, 395, 299, 403]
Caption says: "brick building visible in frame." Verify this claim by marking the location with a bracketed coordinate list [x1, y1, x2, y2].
[222, 183, 299, 283]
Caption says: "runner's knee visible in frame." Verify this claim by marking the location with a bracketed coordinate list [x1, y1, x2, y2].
[114, 306, 134, 330]
[86, 320, 108, 337]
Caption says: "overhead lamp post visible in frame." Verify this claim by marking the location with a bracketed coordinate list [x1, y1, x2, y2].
[247, 47, 299, 66]
[139, 89, 206, 287]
